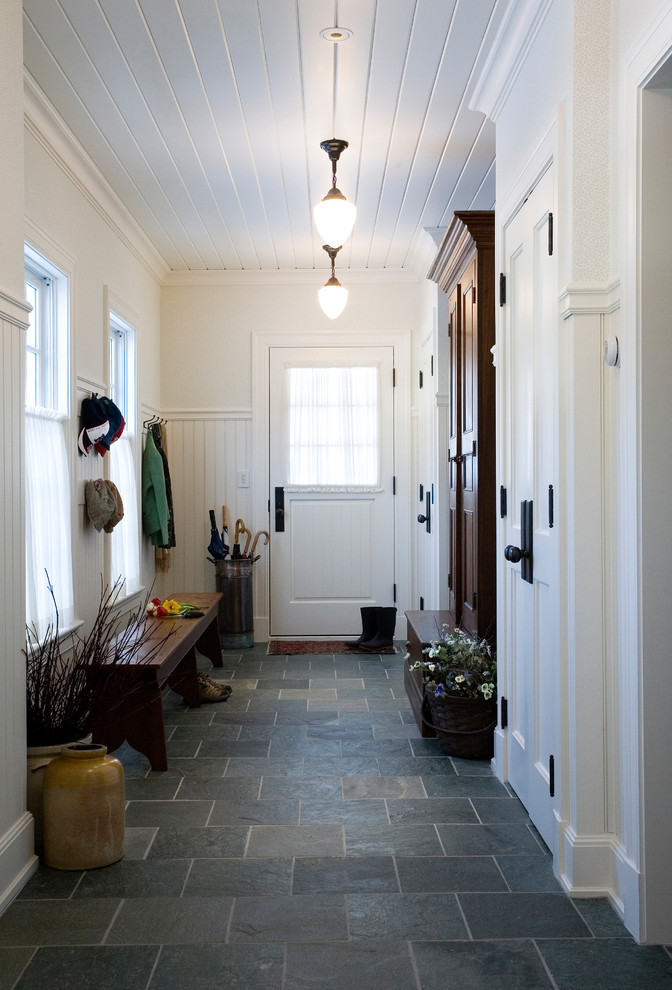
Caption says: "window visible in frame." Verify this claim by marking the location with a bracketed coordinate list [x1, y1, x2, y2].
[25, 246, 74, 637]
[107, 311, 140, 596]
[286, 365, 381, 488]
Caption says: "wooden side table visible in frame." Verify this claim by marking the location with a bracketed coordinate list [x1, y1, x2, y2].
[404, 610, 455, 737]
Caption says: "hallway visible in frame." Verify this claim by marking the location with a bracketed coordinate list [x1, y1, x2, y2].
[1, 645, 670, 989]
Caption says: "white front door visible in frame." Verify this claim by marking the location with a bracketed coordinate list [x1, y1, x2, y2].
[269, 346, 396, 637]
[500, 166, 560, 852]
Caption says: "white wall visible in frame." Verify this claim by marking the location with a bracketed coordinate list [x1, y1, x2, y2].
[24, 115, 163, 634]
[158, 273, 424, 618]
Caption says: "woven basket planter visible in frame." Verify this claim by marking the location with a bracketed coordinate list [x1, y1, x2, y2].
[425, 692, 497, 760]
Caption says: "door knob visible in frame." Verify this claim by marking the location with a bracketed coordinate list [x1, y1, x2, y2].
[504, 544, 526, 563]
[417, 514, 428, 524]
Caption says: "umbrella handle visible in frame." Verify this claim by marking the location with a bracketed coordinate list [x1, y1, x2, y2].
[234, 518, 246, 542]
[249, 530, 270, 556]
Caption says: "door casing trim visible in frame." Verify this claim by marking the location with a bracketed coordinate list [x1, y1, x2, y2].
[252, 329, 412, 643]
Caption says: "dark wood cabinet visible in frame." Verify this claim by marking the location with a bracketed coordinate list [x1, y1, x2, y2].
[428, 211, 496, 645]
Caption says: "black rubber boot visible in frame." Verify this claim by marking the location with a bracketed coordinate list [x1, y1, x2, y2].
[359, 607, 397, 651]
[345, 606, 381, 649]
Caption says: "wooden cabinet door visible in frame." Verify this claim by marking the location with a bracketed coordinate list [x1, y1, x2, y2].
[447, 287, 460, 620]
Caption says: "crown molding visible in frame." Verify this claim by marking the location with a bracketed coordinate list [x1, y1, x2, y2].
[468, 0, 553, 122]
[24, 72, 169, 284]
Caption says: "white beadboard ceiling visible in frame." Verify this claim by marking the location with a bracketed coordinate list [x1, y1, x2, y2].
[23, 0, 503, 275]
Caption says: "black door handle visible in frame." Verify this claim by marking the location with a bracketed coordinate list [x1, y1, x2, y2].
[274, 486, 285, 533]
[504, 501, 533, 583]
[418, 514, 428, 524]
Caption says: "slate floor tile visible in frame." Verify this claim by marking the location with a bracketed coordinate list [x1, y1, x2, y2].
[436, 823, 544, 856]
[458, 892, 592, 938]
[209, 798, 299, 825]
[345, 823, 444, 857]
[124, 799, 213, 827]
[572, 897, 634, 936]
[12, 945, 159, 990]
[342, 776, 425, 799]
[396, 855, 508, 893]
[471, 796, 531, 823]
[259, 777, 343, 801]
[303, 757, 381, 778]
[183, 858, 293, 897]
[292, 856, 399, 894]
[0, 947, 34, 990]
[347, 892, 467, 940]
[149, 943, 284, 990]
[423, 774, 510, 797]
[246, 824, 345, 858]
[230, 893, 347, 942]
[176, 775, 262, 801]
[197, 738, 271, 758]
[225, 757, 304, 776]
[299, 799, 389, 826]
[107, 896, 233, 944]
[0, 900, 118, 946]
[536, 938, 672, 989]
[284, 940, 417, 990]
[73, 859, 190, 899]
[146, 825, 248, 859]
[16, 866, 83, 901]
[386, 797, 477, 824]
[494, 854, 563, 892]
[412, 939, 554, 990]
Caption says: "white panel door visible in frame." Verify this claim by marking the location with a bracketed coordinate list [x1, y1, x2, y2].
[269, 346, 396, 637]
[501, 166, 560, 852]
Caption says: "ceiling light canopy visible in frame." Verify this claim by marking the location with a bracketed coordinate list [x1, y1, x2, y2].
[313, 139, 356, 248]
[319, 25, 353, 43]
[318, 245, 348, 319]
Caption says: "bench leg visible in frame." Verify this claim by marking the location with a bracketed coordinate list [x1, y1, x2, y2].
[166, 646, 201, 708]
[92, 677, 169, 772]
[195, 614, 223, 668]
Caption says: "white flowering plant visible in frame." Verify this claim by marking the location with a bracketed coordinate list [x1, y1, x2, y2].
[407, 625, 496, 702]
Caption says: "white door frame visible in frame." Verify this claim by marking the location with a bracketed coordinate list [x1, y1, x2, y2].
[252, 329, 412, 643]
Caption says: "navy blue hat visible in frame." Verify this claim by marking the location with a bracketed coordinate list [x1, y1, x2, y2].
[78, 396, 109, 455]
[93, 395, 125, 455]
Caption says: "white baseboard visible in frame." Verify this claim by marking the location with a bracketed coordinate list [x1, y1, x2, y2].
[0, 813, 39, 916]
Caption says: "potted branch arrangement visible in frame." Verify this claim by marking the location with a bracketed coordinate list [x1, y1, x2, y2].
[26, 577, 172, 857]
[407, 625, 497, 759]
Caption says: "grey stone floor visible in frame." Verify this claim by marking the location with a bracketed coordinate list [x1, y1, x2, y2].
[2, 644, 672, 989]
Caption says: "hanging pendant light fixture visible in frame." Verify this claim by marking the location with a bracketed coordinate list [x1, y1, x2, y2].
[313, 139, 356, 248]
[318, 245, 348, 319]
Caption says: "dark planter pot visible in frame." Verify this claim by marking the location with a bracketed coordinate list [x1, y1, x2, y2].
[425, 692, 497, 760]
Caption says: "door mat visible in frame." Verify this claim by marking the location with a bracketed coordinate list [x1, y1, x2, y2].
[267, 640, 398, 656]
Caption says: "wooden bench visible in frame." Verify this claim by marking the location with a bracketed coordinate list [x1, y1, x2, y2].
[90, 592, 223, 771]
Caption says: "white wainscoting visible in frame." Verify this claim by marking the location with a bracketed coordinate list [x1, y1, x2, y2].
[154, 411, 256, 615]
[0, 289, 38, 911]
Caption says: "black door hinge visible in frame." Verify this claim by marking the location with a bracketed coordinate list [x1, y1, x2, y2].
[549, 754, 555, 797]
[393, 476, 396, 495]
[393, 583, 397, 603]
[419, 484, 424, 501]
[392, 367, 396, 387]
[499, 273, 506, 306]
[548, 212, 554, 256]
[419, 370, 423, 389]
[430, 355, 434, 376]
[500, 696, 508, 729]
[548, 484, 554, 528]
[500, 485, 507, 518]
[419, 596, 424, 611]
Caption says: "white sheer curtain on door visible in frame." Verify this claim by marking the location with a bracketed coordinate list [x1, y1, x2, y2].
[25, 407, 75, 637]
[287, 365, 381, 489]
[108, 435, 141, 595]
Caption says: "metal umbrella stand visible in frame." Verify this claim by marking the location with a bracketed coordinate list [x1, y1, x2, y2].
[215, 557, 254, 649]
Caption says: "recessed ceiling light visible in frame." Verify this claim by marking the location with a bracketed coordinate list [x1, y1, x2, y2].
[319, 26, 353, 43]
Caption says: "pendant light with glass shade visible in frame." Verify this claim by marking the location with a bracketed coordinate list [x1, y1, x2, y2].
[318, 245, 348, 320]
[313, 139, 356, 248]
